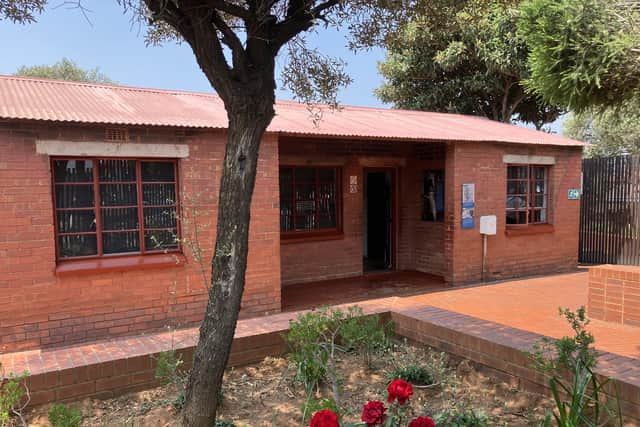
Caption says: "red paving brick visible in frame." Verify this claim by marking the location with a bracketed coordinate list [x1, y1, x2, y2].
[395, 271, 640, 359]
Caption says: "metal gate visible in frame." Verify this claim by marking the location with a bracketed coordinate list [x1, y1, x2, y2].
[579, 155, 640, 265]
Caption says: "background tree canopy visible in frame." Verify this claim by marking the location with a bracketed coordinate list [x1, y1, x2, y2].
[564, 98, 640, 156]
[375, 0, 562, 129]
[15, 58, 115, 84]
[518, 0, 640, 112]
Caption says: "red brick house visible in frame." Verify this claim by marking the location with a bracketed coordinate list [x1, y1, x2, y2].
[0, 76, 585, 352]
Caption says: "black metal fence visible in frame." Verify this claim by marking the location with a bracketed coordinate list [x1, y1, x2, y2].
[579, 155, 640, 265]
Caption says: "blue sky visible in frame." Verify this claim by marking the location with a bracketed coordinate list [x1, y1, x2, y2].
[0, 1, 386, 107]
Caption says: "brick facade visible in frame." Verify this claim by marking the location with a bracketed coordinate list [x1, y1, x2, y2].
[0, 123, 280, 353]
[279, 139, 447, 285]
[0, 123, 582, 353]
[588, 265, 640, 327]
[445, 142, 582, 283]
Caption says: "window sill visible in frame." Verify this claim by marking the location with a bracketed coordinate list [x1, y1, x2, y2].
[55, 253, 186, 276]
[281, 232, 344, 244]
[505, 224, 555, 236]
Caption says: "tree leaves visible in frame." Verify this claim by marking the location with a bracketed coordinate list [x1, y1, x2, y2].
[375, 0, 561, 128]
[518, 0, 640, 112]
[0, 0, 45, 23]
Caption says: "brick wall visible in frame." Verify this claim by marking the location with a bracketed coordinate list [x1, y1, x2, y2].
[0, 122, 281, 352]
[588, 265, 640, 327]
[446, 142, 582, 283]
[278, 138, 447, 285]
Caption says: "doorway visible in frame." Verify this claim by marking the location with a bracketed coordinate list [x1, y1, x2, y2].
[363, 169, 395, 272]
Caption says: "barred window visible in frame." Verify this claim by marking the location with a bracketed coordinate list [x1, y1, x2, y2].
[506, 165, 549, 225]
[279, 166, 341, 235]
[52, 158, 180, 259]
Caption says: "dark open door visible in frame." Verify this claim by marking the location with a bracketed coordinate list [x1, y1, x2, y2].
[363, 169, 395, 271]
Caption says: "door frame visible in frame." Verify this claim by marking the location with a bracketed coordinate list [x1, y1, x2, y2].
[363, 167, 398, 271]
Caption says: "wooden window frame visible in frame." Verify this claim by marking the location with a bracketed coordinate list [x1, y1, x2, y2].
[279, 165, 343, 241]
[506, 164, 550, 227]
[51, 157, 181, 261]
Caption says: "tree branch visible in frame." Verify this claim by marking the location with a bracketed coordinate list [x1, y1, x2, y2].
[210, 10, 248, 77]
[144, 0, 234, 100]
[273, 0, 342, 48]
[202, 0, 251, 19]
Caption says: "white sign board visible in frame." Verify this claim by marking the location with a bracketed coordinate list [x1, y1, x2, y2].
[480, 215, 497, 235]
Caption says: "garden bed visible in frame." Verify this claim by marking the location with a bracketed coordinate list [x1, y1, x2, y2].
[24, 342, 554, 426]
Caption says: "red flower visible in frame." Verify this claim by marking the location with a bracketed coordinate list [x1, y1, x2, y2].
[387, 379, 413, 405]
[360, 400, 386, 426]
[309, 409, 340, 427]
[408, 416, 436, 427]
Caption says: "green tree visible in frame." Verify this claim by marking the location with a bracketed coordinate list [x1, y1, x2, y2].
[0, 0, 44, 22]
[564, 98, 640, 156]
[376, 0, 561, 129]
[1, 0, 389, 426]
[16, 58, 115, 84]
[518, 0, 640, 112]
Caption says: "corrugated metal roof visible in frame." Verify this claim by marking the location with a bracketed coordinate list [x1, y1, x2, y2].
[0, 75, 584, 147]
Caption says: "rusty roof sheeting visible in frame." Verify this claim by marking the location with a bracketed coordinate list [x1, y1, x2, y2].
[0, 75, 584, 147]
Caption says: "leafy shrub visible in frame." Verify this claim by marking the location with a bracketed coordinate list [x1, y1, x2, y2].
[388, 343, 451, 389]
[285, 305, 392, 406]
[214, 420, 236, 427]
[339, 306, 392, 367]
[0, 365, 29, 427]
[155, 350, 189, 409]
[48, 403, 82, 427]
[434, 408, 489, 427]
[389, 365, 434, 386]
[530, 306, 622, 426]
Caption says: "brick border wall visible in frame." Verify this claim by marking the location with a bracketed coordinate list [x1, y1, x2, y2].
[392, 306, 640, 424]
[588, 265, 640, 327]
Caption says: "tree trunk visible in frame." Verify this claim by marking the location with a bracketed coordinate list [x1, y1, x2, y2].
[180, 87, 275, 427]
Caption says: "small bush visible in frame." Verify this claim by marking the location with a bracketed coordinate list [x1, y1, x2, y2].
[434, 408, 489, 427]
[214, 420, 236, 427]
[0, 366, 29, 427]
[286, 305, 392, 406]
[48, 403, 82, 427]
[155, 350, 184, 384]
[530, 306, 622, 426]
[155, 350, 189, 409]
[389, 365, 434, 386]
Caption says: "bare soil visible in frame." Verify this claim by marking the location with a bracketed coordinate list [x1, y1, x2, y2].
[24, 344, 554, 426]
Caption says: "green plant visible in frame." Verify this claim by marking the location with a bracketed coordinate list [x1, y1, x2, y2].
[285, 305, 392, 407]
[339, 306, 392, 367]
[388, 365, 434, 387]
[214, 420, 236, 427]
[0, 364, 29, 427]
[155, 349, 188, 409]
[434, 408, 489, 427]
[530, 306, 622, 426]
[47, 403, 82, 427]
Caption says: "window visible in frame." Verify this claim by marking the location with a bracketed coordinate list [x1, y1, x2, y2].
[422, 170, 444, 222]
[279, 166, 341, 235]
[52, 158, 179, 259]
[506, 165, 548, 225]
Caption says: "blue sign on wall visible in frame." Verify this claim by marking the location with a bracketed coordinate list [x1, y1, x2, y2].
[461, 183, 475, 229]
